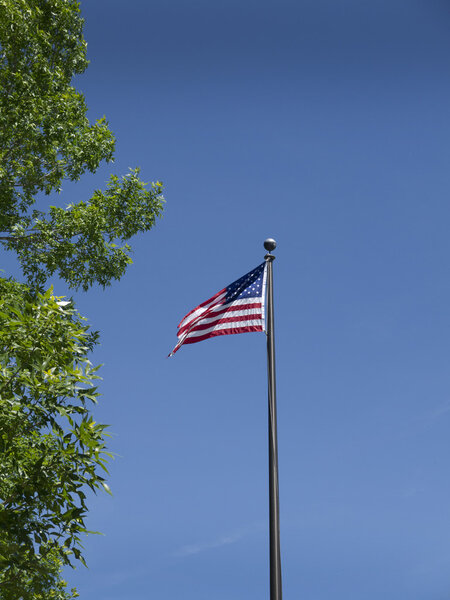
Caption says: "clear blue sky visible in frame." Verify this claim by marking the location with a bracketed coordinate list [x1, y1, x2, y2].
[7, 0, 450, 597]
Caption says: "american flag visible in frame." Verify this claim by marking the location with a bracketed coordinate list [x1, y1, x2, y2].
[169, 262, 267, 356]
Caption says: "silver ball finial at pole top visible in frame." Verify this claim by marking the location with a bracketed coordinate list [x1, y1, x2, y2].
[264, 238, 277, 253]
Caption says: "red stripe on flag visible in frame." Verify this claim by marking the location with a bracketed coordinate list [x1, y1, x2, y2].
[184, 313, 263, 335]
[183, 325, 264, 344]
[177, 288, 226, 329]
[177, 301, 262, 336]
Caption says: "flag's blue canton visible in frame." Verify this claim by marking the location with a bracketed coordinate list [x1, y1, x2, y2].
[225, 262, 265, 303]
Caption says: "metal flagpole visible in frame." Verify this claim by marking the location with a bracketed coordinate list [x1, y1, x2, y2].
[264, 238, 282, 600]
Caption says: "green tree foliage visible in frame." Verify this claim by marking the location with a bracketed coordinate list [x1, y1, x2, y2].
[0, 0, 164, 290]
[0, 282, 107, 599]
[0, 0, 164, 596]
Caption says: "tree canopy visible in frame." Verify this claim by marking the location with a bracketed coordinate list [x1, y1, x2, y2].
[0, 0, 164, 597]
[0, 282, 106, 599]
[0, 0, 164, 291]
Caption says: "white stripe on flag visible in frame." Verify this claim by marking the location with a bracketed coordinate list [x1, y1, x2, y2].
[178, 291, 227, 329]
[183, 318, 264, 341]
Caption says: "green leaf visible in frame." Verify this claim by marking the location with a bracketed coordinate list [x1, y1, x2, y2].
[101, 482, 112, 495]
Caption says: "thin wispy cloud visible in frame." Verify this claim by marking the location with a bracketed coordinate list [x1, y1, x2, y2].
[428, 399, 450, 421]
[173, 522, 264, 558]
[400, 399, 450, 439]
